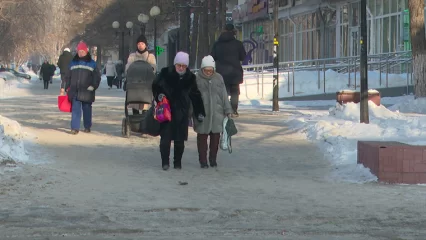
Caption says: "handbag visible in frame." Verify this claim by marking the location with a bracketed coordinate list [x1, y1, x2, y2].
[154, 96, 172, 123]
[220, 117, 238, 153]
[140, 104, 161, 136]
[58, 94, 72, 112]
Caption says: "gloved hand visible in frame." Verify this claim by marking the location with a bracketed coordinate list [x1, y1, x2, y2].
[87, 86, 94, 91]
[158, 93, 165, 101]
[197, 114, 205, 122]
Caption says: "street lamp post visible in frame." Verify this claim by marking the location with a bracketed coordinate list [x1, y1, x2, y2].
[112, 21, 133, 64]
[138, 13, 149, 35]
[150, 6, 161, 60]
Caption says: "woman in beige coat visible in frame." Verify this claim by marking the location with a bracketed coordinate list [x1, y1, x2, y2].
[194, 55, 233, 168]
[125, 34, 156, 114]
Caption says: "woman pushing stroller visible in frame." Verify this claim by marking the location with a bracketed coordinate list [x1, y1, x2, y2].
[125, 34, 156, 115]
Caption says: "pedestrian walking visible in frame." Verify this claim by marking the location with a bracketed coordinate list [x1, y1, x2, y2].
[152, 51, 205, 170]
[65, 41, 101, 135]
[211, 24, 246, 117]
[58, 48, 73, 95]
[194, 55, 232, 168]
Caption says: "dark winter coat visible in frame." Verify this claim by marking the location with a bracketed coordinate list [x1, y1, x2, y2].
[57, 51, 73, 74]
[65, 53, 101, 103]
[49, 64, 56, 76]
[116, 62, 124, 80]
[40, 63, 55, 81]
[211, 31, 247, 85]
[152, 66, 206, 141]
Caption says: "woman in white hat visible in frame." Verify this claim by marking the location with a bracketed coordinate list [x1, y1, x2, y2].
[193, 55, 232, 168]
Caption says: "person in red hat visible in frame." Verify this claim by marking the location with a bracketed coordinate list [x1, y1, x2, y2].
[64, 41, 101, 135]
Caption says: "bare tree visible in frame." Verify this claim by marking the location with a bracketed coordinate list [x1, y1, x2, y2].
[0, 0, 181, 66]
[409, 0, 426, 98]
[189, 8, 200, 69]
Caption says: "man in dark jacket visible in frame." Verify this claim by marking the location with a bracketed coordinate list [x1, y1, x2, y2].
[49, 62, 56, 84]
[115, 60, 124, 89]
[57, 48, 73, 95]
[65, 41, 101, 135]
[40, 60, 54, 89]
[211, 24, 246, 117]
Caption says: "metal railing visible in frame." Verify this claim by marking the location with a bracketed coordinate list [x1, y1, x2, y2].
[239, 51, 412, 99]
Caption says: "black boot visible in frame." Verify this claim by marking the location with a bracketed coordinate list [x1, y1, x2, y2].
[160, 139, 171, 170]
[209, 158, 217, 168]
[173, 141, 185, 169]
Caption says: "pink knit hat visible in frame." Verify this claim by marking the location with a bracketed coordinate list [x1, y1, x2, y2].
[173, 51, 189, 66]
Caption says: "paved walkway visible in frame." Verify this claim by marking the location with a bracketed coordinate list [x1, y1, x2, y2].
[0, 80, 425, 240]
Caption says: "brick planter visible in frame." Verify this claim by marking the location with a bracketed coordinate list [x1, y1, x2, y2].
[357, 141, 426, 184]
[336, 90, 381, 106]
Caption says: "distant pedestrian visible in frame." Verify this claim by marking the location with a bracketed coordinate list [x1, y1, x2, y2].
[102, 59, 117, 89]
[57, 48, 73, 95]
[40, 60, 54, 89]
[211, 24, 246, 117]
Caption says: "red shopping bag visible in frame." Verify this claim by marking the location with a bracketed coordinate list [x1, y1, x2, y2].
[154, 97, 171, 123]
[58, 95, 72, 112]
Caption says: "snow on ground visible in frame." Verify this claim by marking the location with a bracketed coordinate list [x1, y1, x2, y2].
[1, 64, 421, 185]
[241, 69, 411, 100]
[240, 89, 426, 184]
[0, 65, 43, 99]
[0, 115, 29, 166]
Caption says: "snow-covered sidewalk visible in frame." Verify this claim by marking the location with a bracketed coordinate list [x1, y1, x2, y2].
[239, 94, 426, 184]
[1, 73, 426, 238]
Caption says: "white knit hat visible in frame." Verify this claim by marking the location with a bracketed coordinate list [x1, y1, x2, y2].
[64, 48, 71, 52]
[200, 55, 215, 70]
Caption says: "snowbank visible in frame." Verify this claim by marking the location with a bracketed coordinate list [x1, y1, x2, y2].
[240, 69, 411, 100]
[286, 100, 426, 184]
[0, 72, 35, 98]
[388, 96, 426, 114]
[0, 115, 29, 164]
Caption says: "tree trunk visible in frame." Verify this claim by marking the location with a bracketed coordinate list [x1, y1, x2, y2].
[409, 0, 426, 98]
[218, 0, 226, 32]
[190, 9, 200, 69]
[96, 45, 102, 67]
[208, 0, 217, 50]
[197, 1, 209, 67]
[179, 0, 190, 53]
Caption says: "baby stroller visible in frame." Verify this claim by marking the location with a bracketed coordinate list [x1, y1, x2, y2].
[122, 60, 156, 138]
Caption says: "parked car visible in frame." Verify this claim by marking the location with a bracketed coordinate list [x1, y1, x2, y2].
[0, 68, 31, 79]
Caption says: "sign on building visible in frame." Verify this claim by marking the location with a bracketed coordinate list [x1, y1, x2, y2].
[226, 12, 233, 25]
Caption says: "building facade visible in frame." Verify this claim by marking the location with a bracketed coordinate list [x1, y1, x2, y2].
[233, 0, 416, 65]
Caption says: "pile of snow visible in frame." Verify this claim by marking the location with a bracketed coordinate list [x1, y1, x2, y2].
[21, 65, 40, 79]
[0, 115, 29, 164]
[388, 96, 426, 114]
[0, 72, 35, 98]
[240, 69, 411, 100]
[286, 99, 426, 184]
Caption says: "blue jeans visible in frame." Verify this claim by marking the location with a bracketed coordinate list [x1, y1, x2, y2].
[71, 97, 92, 130]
